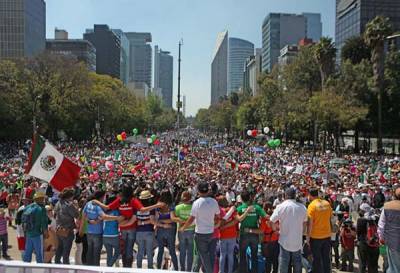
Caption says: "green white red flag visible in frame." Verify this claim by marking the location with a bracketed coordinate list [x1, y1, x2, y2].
[25, 135, 81, 191]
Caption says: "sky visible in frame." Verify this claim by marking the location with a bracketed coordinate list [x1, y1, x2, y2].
[46, 0, 336, 116]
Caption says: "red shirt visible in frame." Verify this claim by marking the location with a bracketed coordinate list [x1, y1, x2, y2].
[109, 197, 143, 230]
[220, 207, 239, 240]
[260, 219, 279, 242]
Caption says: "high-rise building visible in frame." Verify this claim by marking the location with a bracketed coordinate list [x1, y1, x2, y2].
[84, 25, 121, 79]
[46, 29, 96, 71]
[228, 38, 254, 94]
[112, 29, 130, 85]
[154, 45, 173, 108]
[336, 0, 400, 62]
[243, 49, 262, 96]
[125, 32, 152, 88]
[302, 13, 322, 42]
[261, 13, 322, 72]
[278, 45, 299, 67]
[211, 31, 229, 105]
[0, 0, 46, 59]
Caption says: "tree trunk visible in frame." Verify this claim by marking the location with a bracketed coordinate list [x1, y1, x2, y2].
[354, 128, 360, 154]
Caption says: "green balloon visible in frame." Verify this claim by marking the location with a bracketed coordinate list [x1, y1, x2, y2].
[274, 139, 281, 146]
[267, 139, 275, 147]
[132, 128, 139, 135]
[151, 134, 157, 141]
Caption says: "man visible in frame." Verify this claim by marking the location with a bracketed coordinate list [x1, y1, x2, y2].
[22, 191, 49, 263]
[378, 185, 400, 273]
[270, 187, 307, 273]
[307, 188, 333, 273]
[180, 182, 220, 273]
[237, 190, 266, 273]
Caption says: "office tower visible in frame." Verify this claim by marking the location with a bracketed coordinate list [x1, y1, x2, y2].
[228, 38, 254, 94]
[84, 25, 121, 79]
[112, 29, 130, 85]
[302, 13, 323, 42]
[336, 0, 400, 62]
[125, 32, 152, 88]
[211, 31, 229, 105]
[261, 13, 307, 72]
[154, 45, 173, 108]
[0, 0, 46, 59]
[243, 48, 262, 96]
[46, 29, 96, 71]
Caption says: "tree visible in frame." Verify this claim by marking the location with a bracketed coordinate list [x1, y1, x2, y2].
[341, 36, 371, 64]
[364, 16, 393, 154]
[314, 37, 336, 90]
[385, 45, 400, 138]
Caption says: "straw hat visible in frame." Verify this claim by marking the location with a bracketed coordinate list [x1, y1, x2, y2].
[139, 190, 153, 200]
[33, 191, 46, 200]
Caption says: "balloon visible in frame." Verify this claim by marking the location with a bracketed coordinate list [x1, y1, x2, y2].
[263, 127, 270, 134]
[273, 139, 281, 146]
[151, 134, 157, 141]
[251, 130, 258, 137]
[90, 161, 97, 168]
[117, 134, 122, 141]
[154, 139, 160, 145]
[121, 131, 127, 140]
[132, 128, 139, 135]
[247, 130, 252, 136]
[268, 139, 275, 147]
[147, 138, 153, 144]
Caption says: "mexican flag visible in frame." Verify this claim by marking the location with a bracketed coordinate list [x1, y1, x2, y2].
[25, 135, 81, 191]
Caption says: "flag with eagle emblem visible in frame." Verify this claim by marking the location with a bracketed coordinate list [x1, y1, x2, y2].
[25, 135, 81, 191]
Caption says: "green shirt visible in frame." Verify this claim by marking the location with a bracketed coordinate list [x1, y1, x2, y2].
[175, 203, 194, 230]
[25, 203, 48, 238]
[237, 203, 266, 233]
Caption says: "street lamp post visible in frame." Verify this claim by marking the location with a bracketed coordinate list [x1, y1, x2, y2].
[177, 39, 183, 130]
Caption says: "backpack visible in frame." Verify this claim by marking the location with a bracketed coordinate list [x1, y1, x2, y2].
[21, 204, 38, 232]
[366, 221, 379, 248]
[341, 229, 355, 250]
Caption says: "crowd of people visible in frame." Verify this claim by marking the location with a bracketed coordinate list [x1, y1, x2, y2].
[0, 129, 399, 273]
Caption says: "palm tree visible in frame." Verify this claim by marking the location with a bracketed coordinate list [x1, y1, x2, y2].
[364, 16, 392, 155]
[314, 37, 336, 90]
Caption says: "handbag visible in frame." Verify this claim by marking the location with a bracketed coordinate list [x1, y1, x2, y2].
[56, 226, 70, 237]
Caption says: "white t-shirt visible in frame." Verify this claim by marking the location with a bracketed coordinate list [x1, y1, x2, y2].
[191, 196, 220, 234]
[270, 199, 307, 252]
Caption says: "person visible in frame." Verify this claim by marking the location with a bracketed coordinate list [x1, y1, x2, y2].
[43, 205, 58, 263]
[307, 188, 333, 273]
[155, 190, 179, 270]
[54, 188, 79, 264]
[260, 210, 279, 273]
[6, 189, 19, 227]
[237, 190, 266, 273]
[340, 218, 356, 272]
[180, 181, 221, 273]
[22, 191, 49, 263]
[0, 208, 11, 260]
[357, 206, 379, 273]
[378, 185, 400, 273]
[102, 196, 121, 267]
[172, 191, 195, 272]
[270, 187, 307, 273]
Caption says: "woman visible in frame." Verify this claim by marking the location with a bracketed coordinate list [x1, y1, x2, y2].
[54, 188, 79, 264]
[260, 203, 279, 273]
[155, 190, 178, 270]
[171, 191, 195, 272]
[44, 205, 58, 263]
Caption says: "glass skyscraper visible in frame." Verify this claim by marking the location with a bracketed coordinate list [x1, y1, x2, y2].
[0, 0, 45, 59]
[211, 31, 229, 105]
[228, 38, 254, 94]
[154, 45, 173, 108]
[112, 29, 130, 85]
[336, 0, 400, 63]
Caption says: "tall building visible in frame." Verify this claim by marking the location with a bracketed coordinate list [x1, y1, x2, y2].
[228, 38, 254, 94]
[278, 45, 299, 67]
[0, 0, 46, 59]
[243, 48, 262, 96]
[336, 0, 400, 62]
[211, 31, 229, 105]
[46, 29, 96, 71]
[112, 29, 130, 85]
[154, 45, 173, 108]
[261, 13, 322, 72]
[125, 32, 152, 88]
[84, 25, 121, 79]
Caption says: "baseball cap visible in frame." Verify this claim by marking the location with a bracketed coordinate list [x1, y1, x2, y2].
[285, 188, 296, 199]
[197, 182, 209, 194]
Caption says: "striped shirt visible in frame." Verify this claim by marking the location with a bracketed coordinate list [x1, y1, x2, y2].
[0, 216, 9, 235]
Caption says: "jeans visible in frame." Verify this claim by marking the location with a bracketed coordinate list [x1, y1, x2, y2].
[121, 229, 136, 267]
[194, 233, 215, 273]
[86, 233, 103, 266]
[262, 241, 279, 273]
[156, 228, 179, 270]
[278, 245, 302, 273]
[23, 235, 43, 263]
[55, 232, 74, 264]
[220, 238, 236, 273]
[178, 230, 194, 271]
[387, 247, 400, 273]
[136, 231, 154, 268]
[103, 236, 120, 267]
[0, 234, 8, 257]
[310, 237, 332, 273]
[358, 241, 379, 273]
[340, 248, 354, 271]
[331, 239, 340, 266]
[239, 233, 259, 273]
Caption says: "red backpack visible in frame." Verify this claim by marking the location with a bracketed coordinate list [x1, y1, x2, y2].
[341, 229, 355, 250]
[366, 221, 379, 248]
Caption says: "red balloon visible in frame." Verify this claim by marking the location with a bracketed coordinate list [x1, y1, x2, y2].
[251, 130, 258, 137]
[121, 131, 127, 140]
[154, 139, 161, 145]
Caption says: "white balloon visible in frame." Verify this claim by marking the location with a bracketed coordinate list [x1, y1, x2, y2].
[247, 130, 252, 136]
[263, 127, 270, 134]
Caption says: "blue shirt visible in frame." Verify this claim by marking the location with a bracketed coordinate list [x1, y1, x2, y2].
[83, 201, 104, 235]
[103, 210, 119, 237]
